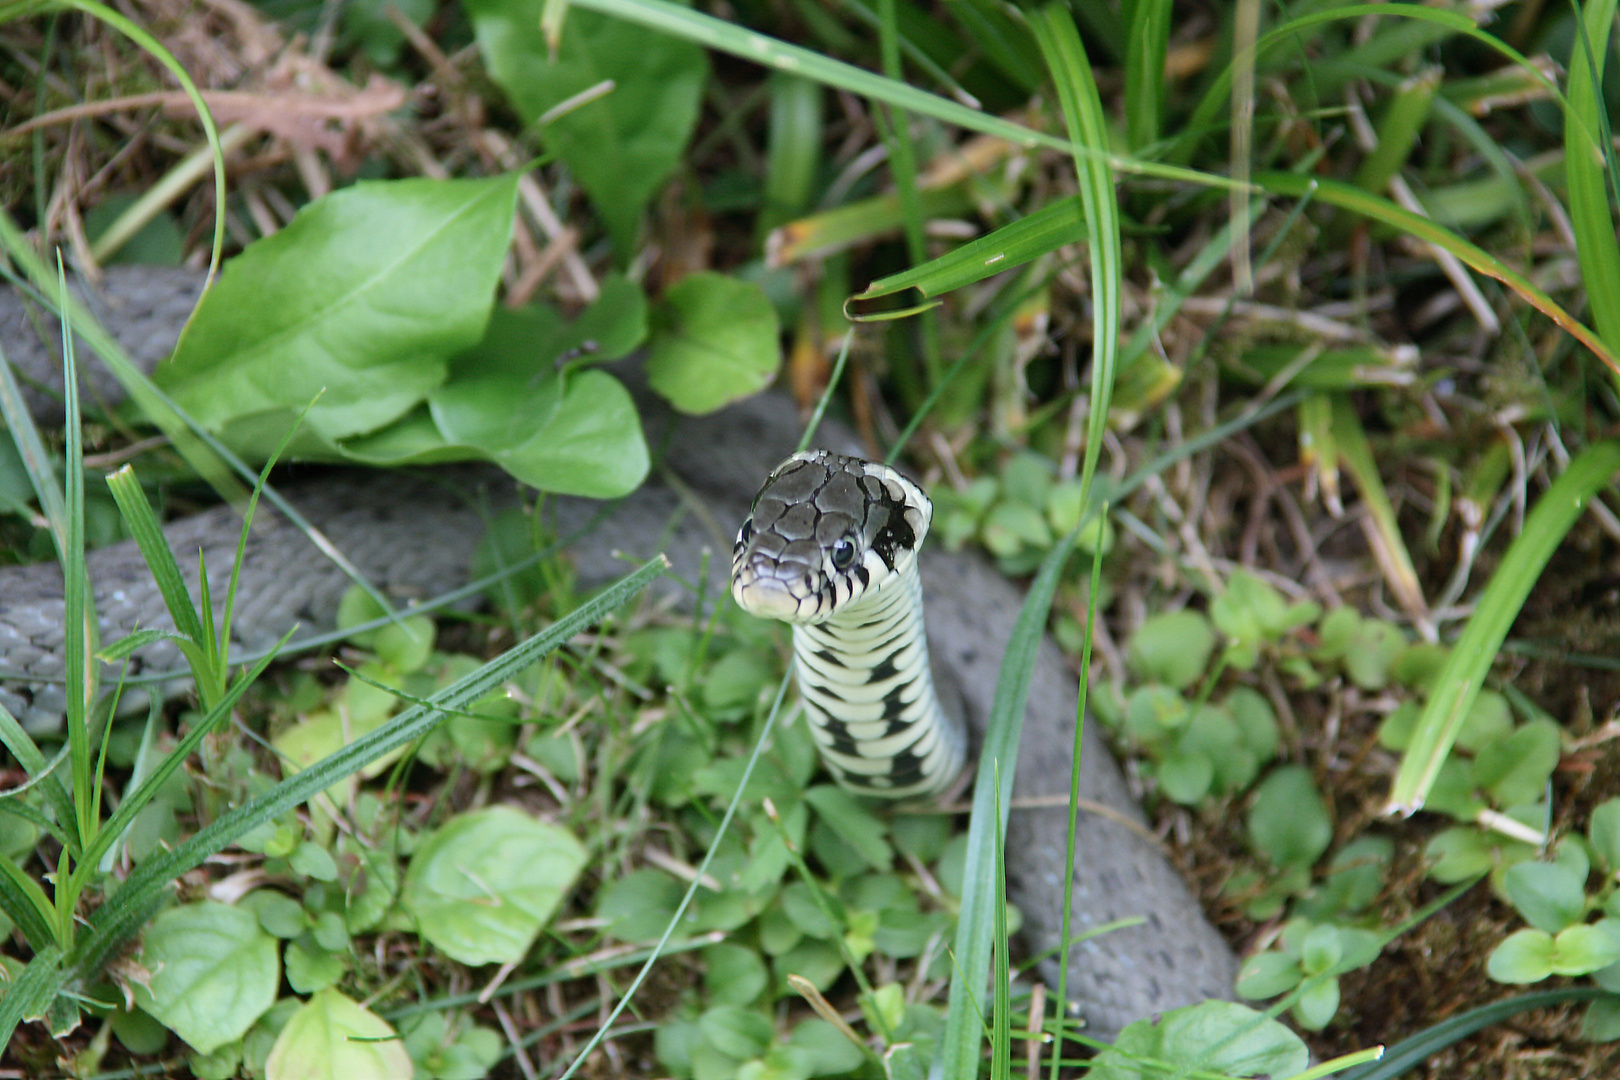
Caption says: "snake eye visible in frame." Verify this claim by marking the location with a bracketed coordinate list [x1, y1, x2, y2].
[831, 537, 857, 570]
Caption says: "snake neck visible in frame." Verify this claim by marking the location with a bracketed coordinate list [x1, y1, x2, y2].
[789, 559, 967, 800]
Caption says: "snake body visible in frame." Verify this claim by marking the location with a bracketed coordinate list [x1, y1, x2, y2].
[731, 451, 967, 798]
[0, 269, 1239, 1038]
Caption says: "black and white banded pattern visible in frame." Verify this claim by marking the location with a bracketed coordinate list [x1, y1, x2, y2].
[730, 451, 968, 799]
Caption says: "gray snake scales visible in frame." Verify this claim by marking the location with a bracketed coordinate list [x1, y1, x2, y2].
[0, 267, 1236, 1039]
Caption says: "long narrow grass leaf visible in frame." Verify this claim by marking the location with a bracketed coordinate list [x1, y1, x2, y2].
[567, 0, 1243, 193]
[0, 943, 62, 1049]
[1182, 4, 1577, 162]
[990, 761, 1011, 1080]
[1025, 13, 1122, 1076]
[1329, 395, 1425, 617]
[1123, 0, 1171, 151]
[1257, 171, 1620, 375]
[855, 196, 1085, 303]
[939, 528, 1079, 1078]
[1563, 0, 1620, 360]
[104, 466, 209, 647]
[1387, 441, 1620, 813]
[68, 638, 287, 894]
[1351, 66, 1441, 194]
[1338, 987, 1608, 1080]
[0, 852, 61, 950]
[58, 267, 93, 864]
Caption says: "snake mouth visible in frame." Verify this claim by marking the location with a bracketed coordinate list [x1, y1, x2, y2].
[731, 574, 813, 622]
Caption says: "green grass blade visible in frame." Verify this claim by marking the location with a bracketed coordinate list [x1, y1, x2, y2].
[0, 851, 62, 950]
[761, 72, 823, 234]
[939, 528, 1080, 1078]
[855, 196, 1085, 303]
[1563, 0, 1620, 362]
[1257, 171, 1620, 375]
[1338, 987, 1608, 1080]
[1387, 441, 1620, 814]
[1025, 9, 1122, 1071]
[104, 466, 209, 648]
[68, 641, 286, 895]
[0, 337, 68, 549]
[0, 702, 80, 849]
[1329, 394, 1424, 617]
[1182, 4, 1576, 163]
[56, 268, 93, 866]
[567, 0, 1243, 194]
[1351, 65, 1440, 194]
[1029, 1, 1121, 490]
[1123, 0, 1171, 151]
[68, 556, 665, 976]
[0, 943, 62, 1049]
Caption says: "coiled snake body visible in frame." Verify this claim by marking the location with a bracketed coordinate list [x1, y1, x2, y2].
[731, 451, 968, 798]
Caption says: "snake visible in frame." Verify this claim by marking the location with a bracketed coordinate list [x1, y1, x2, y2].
[731, 451, 967, 799]
[0, 267, 1238, 1039]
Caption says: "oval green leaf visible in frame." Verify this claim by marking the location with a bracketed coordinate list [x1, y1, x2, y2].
[133, 901, 279, 1054]
[402, 805, 587, 965]
[160, 175, 520, 447]
[264, 987, 411, 1080]
[646, 273, 781, 414]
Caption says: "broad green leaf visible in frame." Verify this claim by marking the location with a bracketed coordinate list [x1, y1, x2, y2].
[132, 901, 279, 1054]
[1126, 610, 1215, 690]
[159, 175, 520, 447]
[1551, 924, 1620, 977]
[1157, 750, 1214, 805]
[1088, 1000, 1309, 1080]
[802, 785, 892, 870]
[1299, 924, 1343, 975]
[1294, 975, 1342, 1030]
[780, 881, 840, 939]
[596, 868, 684, 943]
[1455, 690, 1514, 753]
[697, 1004, 772, 1059]
[1488, 928, 1555, 984]
[703, 943, 769, 1006]
[1475, 719, 1561, 808]
[1248, 765, 1332, 870]
[464, 0, 707, 254]
[1564, 0, 1620, 365]
[265, 987, 412, 1080]
[1503, 862, 1588, 934]
[1424, 825, 1535, 885]
[1582, 996, 1620, 1041]
[401, 805, 586, 965]
[786, 1018, 866, 1075]
[1591, 799, 1620, 874]
[1235, 951, 1303, 1000]
[646, 273, 781, 414]
[428, 366, 649, 496]
[285, 939, 346, 994]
